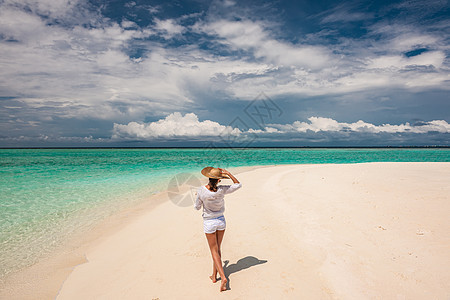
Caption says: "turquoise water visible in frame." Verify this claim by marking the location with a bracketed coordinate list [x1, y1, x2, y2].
[1, 148, 449, 276]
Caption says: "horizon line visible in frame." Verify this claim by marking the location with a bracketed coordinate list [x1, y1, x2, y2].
[1, 146, 449, 150]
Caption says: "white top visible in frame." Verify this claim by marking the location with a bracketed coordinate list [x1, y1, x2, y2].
[194, 183, 242, 219]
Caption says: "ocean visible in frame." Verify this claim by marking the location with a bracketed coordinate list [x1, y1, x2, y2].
[1, 147, 449, 277]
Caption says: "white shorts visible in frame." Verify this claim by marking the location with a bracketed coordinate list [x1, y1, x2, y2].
[203, 216, 226, 234]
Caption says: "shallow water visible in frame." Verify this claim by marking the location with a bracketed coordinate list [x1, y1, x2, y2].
[1, 148, 449, 276]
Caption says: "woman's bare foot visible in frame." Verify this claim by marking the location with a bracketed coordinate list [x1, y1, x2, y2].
[220, 278, 227, 292]
[209, 275, 217, 283]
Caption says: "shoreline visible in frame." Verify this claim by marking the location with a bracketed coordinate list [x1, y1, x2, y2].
[1, 162, 449, 299]
[0, 165, 262, 299]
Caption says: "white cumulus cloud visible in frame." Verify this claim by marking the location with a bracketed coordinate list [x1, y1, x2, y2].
[112, 112, 241, 139]
[154, 18, 185, 38]
[198, 19, 331, 70]
[112, 113, 450, 141]
[267, 117, 450, 134]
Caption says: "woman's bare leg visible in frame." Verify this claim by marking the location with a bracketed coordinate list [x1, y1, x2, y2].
[206, 231, 227, 292]
[211, 230, 225, 283]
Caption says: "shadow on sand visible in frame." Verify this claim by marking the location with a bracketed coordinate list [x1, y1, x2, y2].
[222, 256, 267, 290]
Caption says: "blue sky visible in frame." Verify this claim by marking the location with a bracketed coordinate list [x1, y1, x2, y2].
[0, 0, 449, 147]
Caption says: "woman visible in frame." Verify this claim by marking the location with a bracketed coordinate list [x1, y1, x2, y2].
[194, 167, 242, 292]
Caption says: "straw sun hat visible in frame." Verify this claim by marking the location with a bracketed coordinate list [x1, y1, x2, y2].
[201, 167, 230, 179]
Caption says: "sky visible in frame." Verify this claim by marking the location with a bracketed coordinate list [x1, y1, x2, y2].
[0, 0, 449, 147]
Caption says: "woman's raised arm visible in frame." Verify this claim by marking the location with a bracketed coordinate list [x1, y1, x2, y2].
[218, 168, 239, 184]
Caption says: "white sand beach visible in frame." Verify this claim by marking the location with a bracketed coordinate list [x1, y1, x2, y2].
[2, 162, 450, 299]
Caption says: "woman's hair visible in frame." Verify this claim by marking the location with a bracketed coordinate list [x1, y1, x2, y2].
[208, 178, 219, 192]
